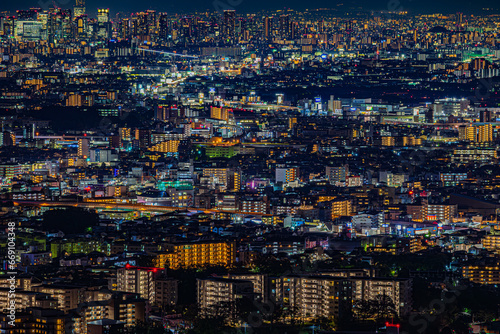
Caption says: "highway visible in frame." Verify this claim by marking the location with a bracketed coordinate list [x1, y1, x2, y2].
[136, 47, 199, 58]
[11, 200, 273, 217]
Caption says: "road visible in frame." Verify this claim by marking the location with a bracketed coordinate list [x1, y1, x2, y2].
[11, 200, 273, 217]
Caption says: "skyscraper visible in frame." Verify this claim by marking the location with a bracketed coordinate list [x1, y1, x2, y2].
[223, 10, 235, 40]
[279, 14, 290, 39]
[97, 8, 110, 38]
[264, 16, 272, 40]
[74, 0, 85, 18]
[159, 12, 168, 40]
[78, 137, 90, 158]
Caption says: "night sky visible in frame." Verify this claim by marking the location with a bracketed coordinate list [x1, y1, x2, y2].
[2, 0, 498, 16]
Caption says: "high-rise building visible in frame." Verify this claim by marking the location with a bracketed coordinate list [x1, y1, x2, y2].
[264, 16, 272, 40]
[276, 166, 298, 184]
[277, 275, 353, 320]
[119, 127, 131, 141]
[197, 277, 255, 312]
[76, 15, 87, 38]
[425, 107, 434, 123]
[480, 109, 493, 122]
[422, 199, 458, 222]
[458, 124, 493, 142]
[477, 123, 493, 142]
[159, 13, 168, 40]
[222, 10, 236, 40]
[482, 233, 500, 252]
[134, 129, 151, 148]
[326, 165, 349, 184]
[154, 276, 179, 307]
[210, 106, 233, 123]
[97, 8, 110, 38]
[74, 0, 85, 18]
[78, 137, 90, 158]
[116, 266, 169, 305]
[121, 18, 130, 39]
[153, 241, 236, 269]
[202, 168, 241, 192]
[2, 131, 16, 146]
[279, 14, 290, 39]
[0, 308, 66, 334]
[146, 10, 157, 35]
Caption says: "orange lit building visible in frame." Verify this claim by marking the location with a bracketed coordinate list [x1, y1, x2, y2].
[153, 241, 236, 269]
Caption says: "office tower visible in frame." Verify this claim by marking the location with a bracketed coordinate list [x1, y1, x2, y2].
[137, 12, 150, 39]
[97, 8, 110, 38]
[288, 117, 297, 130]
[121, 18, 130, 39]
[74, 0, 85, 18]
[279, 14, 290, 39]
[146, 10, 157, 35]
[159, 13, 168, 40]
[76, 15, 87, 38]
[180, 16, 193, 38]
[16, 9, 38, 20]
[78, 137, 90, 158]
[223, 10, 235, 40]
[264, 16, 272, 40]
[291, 21, 297, 39]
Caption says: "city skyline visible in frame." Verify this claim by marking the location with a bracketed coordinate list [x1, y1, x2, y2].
[2, 0, 500, 16]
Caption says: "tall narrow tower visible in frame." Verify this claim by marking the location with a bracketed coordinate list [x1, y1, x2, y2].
[223, 10, 235, 41]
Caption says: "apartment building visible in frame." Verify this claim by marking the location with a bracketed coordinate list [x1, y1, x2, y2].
[116, 266, 164, 303]
[350, 277, 412, 316]
[462, 264, 500, 285]
[153, 241, 236, 269]
[32, 284, 84, 312]
[483, 234, 500, 252]
[277, 275, 353, 320]
[72, 292, 146, 333]
[197, 277, 255, 311]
